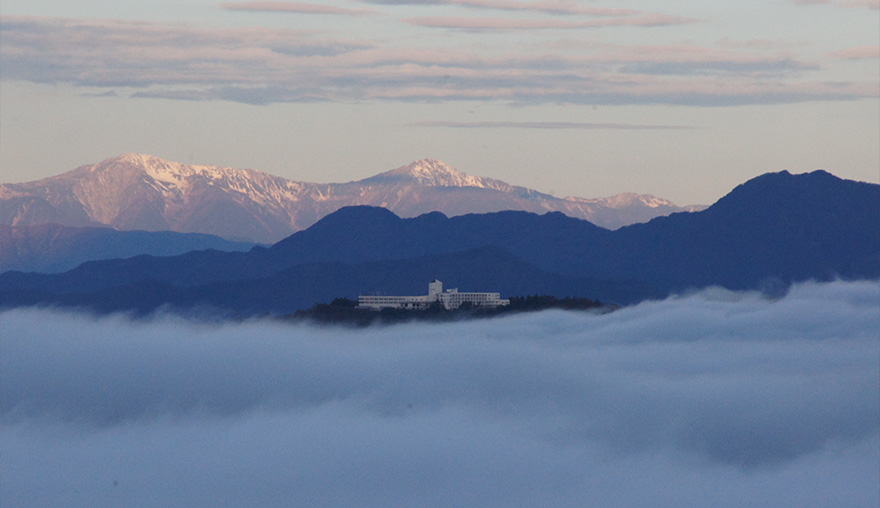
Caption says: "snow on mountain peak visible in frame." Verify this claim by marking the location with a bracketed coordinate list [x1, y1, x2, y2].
[376, 158, 505, 190]
[113, 152, 152, 166]
[88, 153, 316, 209]
[564, 192, 678, 209]
[603, 192, 674, 209]
[108, 153, 225, 183]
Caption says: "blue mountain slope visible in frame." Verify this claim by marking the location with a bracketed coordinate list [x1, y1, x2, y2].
[1, 224, 260, 273]
[1, 170, 876, 315]
[598, 170, 880, 290]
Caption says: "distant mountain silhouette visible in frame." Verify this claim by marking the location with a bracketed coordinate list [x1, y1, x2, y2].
[1, 170, 876, 316]
[0, 224, 259, 273]
[7, 247, 649, 317]
[599, 170, 880, 290]
[0, 154, 702, 243]
[254, 169, 880, 292]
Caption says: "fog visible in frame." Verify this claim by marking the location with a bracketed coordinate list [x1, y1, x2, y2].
[2, 280, 878, 507]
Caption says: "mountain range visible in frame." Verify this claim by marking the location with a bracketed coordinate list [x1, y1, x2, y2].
[0, 153, 702, 244]
[2, 169, 876, 316]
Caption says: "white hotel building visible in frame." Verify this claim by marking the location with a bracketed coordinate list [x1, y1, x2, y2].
[358, 280, 509, 310]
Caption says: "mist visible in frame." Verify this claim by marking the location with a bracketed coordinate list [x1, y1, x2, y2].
[2, 280, 878, 507]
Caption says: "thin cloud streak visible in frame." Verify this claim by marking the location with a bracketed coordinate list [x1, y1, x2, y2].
[827, 46, 880, 59]
[1, 280, 878, 507]
[360, 0, 638, 16]
[409, 120, 694, 130]
[403, 14, 700, 31]
[220, 1, 378, 15]
[791, 0, 879, 9]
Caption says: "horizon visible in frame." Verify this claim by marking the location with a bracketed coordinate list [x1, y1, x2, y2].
[1, 1, 878, 205]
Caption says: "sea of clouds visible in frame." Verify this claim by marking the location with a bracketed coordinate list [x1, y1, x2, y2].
[2, 280, 878, 507]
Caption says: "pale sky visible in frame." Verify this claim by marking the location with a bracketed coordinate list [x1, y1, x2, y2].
[0, 0, 877, 205]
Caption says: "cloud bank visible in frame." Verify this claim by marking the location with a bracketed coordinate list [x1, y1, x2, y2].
[0, 15, 874, 106]
[2, 280, 878, 507]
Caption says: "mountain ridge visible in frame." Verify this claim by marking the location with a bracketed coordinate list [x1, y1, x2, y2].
[0, 153, 704, 243]
[2, 169, 876, 315]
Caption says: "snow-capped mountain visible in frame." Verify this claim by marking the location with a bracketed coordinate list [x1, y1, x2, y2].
[0, 154, 703, 243]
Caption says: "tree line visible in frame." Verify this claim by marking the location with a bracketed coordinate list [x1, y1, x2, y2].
[281, 295, 614, 326]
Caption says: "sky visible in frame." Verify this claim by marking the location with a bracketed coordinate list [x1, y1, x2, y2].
[0, 1, 878, 205]
[2, 279, 878, 507]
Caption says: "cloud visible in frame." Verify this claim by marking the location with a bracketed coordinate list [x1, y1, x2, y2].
[403, 16, 591, 30]
[81, 90, 120, 98]
[361, 0, 638, 16]
[791, 0, 879, 9]
[619, 58, 818, 76]
[220, 1, 378, 15]
[402, 14, 699, 31]
[1, 280, 878, 507]
[0, 15, 874, 107]
[408, 120, 693, 130]
[827, 46, 880, 59]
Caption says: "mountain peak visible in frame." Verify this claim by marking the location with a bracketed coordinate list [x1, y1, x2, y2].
[111, 152, 159, 165]
[365, 158, 508, 190]
[105, 152, 205, 170]
[96, 153, 261, 187]
[102, 153, 189, 173]
[394, 159, 477, 186]
[402, 158, 458, 175]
